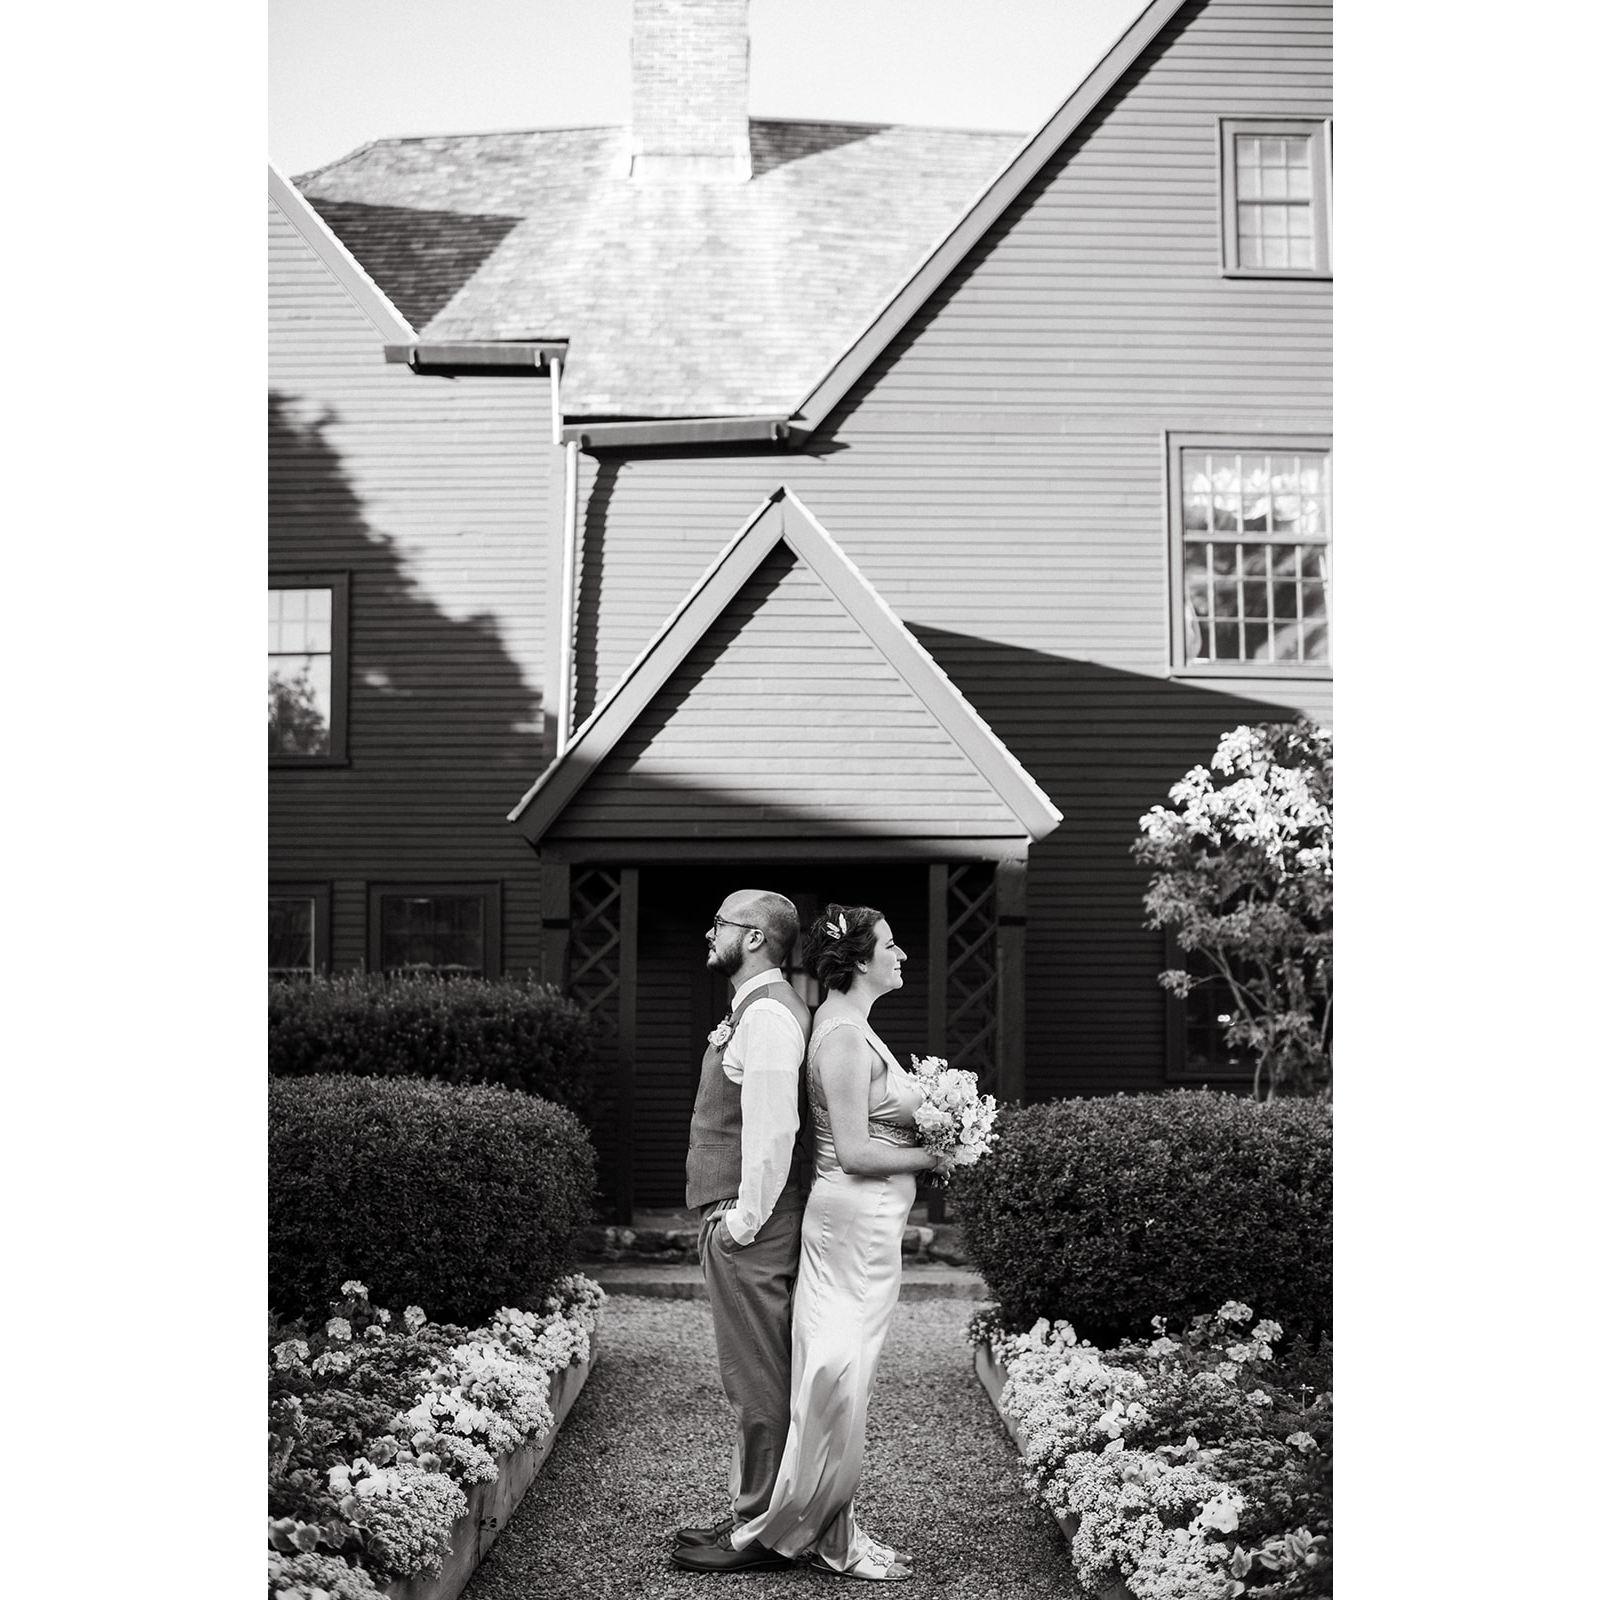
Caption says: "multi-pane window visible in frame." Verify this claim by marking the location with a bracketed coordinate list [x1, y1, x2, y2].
[371, 886, 501, 977]
[269, 575, 348, 762]
[1220, 119, 1330, 277]
[1170, 439, 1331, 672]
[269, 885, 330, 975]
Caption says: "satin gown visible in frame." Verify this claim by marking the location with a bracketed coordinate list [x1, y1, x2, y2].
[732, 1013, 925, 1572]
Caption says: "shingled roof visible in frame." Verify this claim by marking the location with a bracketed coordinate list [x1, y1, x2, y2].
[295, 119, 1020, 419]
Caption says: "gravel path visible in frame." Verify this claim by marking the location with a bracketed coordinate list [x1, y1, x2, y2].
[465, 1294, 1088, 1600]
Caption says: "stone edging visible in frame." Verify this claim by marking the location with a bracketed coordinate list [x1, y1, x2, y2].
[973, 1338, 1135, 1600]
[383, 1333, 600, 1600]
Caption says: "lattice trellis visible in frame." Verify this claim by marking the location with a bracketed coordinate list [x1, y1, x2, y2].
[946, 862, 999, 1097]
[569, 867, 623, 1042]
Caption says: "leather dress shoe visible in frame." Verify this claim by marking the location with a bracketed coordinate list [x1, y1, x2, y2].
[670, 1531, 790, 1573]
[674, 1513, 738, 1549]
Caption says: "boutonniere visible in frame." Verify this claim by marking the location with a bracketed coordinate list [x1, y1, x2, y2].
[708, 1014, 734, 1050]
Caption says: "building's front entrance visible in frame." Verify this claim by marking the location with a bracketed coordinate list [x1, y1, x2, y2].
[629, 862, 932, 1208]
[549, 856, 1022, 1216]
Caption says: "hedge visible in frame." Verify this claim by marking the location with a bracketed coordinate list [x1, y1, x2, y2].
[953, 1090, 1330, 1344]
[268, 973, 598, 1123]
[268, 1076, 596, 1325]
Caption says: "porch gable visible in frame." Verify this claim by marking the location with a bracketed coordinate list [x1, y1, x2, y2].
[508, 487, 1062, 848]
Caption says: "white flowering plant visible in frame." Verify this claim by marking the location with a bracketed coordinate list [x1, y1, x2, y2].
[1133, 719, 1332, 1101]
[268, 1274, 605, 1595]
[909, 1056, 999, 1182]
[977, 1300, 1331, 1598]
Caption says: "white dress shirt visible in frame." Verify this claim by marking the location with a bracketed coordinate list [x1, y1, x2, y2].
[720, 967, 807, 1245]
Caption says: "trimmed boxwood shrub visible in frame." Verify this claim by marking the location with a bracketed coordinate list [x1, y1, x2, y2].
[953, 1090, 1330, 1344]
[269, 1075, 596, 1325]
[268, 973, 598, 1123]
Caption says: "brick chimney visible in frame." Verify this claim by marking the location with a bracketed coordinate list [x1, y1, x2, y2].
[627, 0, 752, 182]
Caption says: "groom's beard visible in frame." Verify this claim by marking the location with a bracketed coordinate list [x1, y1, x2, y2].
[706, 942, 740, 978]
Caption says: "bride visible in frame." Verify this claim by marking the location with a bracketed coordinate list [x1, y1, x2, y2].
[729, 902, 950, 1581]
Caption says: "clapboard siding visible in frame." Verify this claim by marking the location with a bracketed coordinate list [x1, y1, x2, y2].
[561, 0, 1332, 1099]
[559, 546, 1021, 840]
[269, 195, 552, 973]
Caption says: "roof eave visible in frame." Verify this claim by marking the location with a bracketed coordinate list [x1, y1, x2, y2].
[384, 339, 569, 374]
[562, 415, 794, 449]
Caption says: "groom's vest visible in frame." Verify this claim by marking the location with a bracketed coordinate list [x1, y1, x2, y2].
[685, 976, 812, 1210]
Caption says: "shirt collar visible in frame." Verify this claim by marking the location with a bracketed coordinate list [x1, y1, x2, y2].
[731, 967, 785, 1009]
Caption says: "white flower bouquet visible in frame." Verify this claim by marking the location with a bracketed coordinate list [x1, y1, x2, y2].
[909, 1055, 998, 1182]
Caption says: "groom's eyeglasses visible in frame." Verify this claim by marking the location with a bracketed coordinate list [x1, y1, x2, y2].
[712, 915, 761, 934]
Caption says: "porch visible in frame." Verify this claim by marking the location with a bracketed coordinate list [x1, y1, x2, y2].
[542, 854, 1028, 1216]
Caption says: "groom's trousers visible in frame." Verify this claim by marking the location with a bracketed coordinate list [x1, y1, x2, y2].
[698, 1185, 804, 1523]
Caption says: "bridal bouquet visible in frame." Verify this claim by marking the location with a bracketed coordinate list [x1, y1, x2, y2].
[909, 1056, 998, 1182]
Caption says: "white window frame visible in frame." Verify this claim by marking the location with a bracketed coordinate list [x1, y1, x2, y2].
[1165, 432, 1333, 679]
[1218, 117, 1332, 279]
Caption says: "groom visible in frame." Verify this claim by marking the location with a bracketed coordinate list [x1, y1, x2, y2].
[672, 889, 810, 1575]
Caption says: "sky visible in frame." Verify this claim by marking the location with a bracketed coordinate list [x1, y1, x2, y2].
[270, 0, 1149, 176]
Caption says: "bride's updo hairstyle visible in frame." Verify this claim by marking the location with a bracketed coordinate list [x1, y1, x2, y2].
[804, 903, 884, 992]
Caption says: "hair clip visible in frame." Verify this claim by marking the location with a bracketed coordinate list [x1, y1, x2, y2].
[826, 914, 848, 940]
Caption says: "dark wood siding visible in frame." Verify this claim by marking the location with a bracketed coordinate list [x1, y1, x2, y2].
[269, 196, 554, 973]
[563, 0, 1333, 1100]
[632, 884, 705, 1207]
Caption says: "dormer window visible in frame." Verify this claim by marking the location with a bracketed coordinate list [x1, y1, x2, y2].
[1220, 119, 1331, 277]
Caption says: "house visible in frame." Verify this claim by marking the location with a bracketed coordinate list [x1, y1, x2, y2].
[269, 0, 1332, 1214]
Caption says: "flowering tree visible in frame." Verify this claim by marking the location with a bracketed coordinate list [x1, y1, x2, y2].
[1133, 720, 1332, 1101]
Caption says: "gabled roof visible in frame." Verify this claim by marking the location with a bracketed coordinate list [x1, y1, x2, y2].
[507, 487, 1063, 844]
[293, 120, 1021, 418]
[789, 0, 1191, 437]
[288, 0, 1194, 435]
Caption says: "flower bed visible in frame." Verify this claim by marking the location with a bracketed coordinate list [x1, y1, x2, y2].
[970, 1303, 1331, 1600]
[268, 1275, 605, 1600]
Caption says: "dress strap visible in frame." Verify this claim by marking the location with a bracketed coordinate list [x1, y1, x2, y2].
[807, 1014, 869, 1058]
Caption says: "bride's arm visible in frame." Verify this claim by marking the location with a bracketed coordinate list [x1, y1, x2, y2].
[814, 1030, 942, 1178]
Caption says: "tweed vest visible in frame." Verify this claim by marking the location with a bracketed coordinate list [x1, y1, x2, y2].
[685, 974, 812, 1210]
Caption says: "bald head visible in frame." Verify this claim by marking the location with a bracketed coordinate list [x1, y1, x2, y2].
[726, 889, 800, 967]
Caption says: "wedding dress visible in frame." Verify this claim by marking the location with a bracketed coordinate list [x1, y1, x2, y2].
[731, 1012, 924, 1576]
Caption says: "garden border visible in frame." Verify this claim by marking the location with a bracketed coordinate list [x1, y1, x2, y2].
[383, 1335, 600, 1600]
[974, 1338, 1135, 1600]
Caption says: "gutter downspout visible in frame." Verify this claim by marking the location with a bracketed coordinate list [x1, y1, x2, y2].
[550, 357, 581, 755]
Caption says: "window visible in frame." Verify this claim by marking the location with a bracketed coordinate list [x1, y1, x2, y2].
[1164, 938, 1252, 1083]
[1168, 435, 1331, 675]
[270, 884, 331, 975]
[269, 574, 348, 763]
[1219, 119, 1330, 277]
[369, 885, 502, 977]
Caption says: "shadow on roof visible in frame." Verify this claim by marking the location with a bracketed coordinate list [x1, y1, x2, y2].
[748, 118, 891, 177]
[300, 197, 522, 330]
